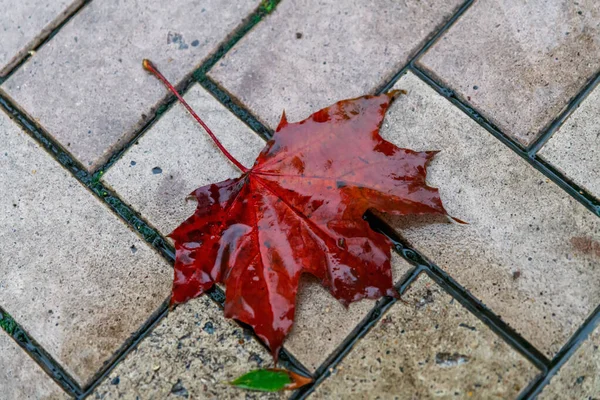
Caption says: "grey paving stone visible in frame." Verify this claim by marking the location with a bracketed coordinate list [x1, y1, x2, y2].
[103, 84, 265, 236]
[2, 0, 260, 171]
[0, 0, 83, 77]
[418, 0, 600, 146]
[539, 321, 600, 399]
[312, 273, 539, 399]
[92, 296, 283, 400]
[0, 111, 172, 385]
[539, 83, 600, 200]
[102, 84, 414, 371]
[0, 330, 69, 399]
[288, 252, 411, 371]
[378, 72, 600, 358]
[209, 0, 463, 129]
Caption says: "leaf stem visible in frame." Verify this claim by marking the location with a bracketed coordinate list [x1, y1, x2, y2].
[142, 59, 248, 173]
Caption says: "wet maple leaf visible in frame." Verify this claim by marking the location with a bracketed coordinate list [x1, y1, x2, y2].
[143, 60, 451, 359]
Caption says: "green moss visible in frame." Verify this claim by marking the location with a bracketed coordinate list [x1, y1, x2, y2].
[259, 0, 280, 14]
[0, 311, 17, 335]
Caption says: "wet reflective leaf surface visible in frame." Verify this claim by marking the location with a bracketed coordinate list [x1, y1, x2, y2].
[170, 91, 450, 358]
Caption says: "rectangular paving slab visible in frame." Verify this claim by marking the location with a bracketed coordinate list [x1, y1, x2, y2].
[418, 0, 600, 146]
[2, 0, 260, 171]
[539, 82, 600, 201]
[209, 0, 464, 129]
[0, 330, 69, 399]
[102, 84, 414, 371]
[312, 273, 539, 399]
[378, 72, 600, 358]
[0, 0, 83, 77]
[0, 111, 172, 385]
[539, 321, 600, 399]
[92, 296, 284, 399]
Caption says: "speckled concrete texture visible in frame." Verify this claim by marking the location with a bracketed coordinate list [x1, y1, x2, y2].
[103, 84, 265, 236]
[103, 83, 414, 372]
[0, 0, 83, 77]
[418, 0, 600, 145]
[312, 273, 539, 399]
[0, 111, 172, 385]
[285, 253, 412, 371]
[379, 72, 600, 358]
[92, 296, 283, 400]
[539, 322, 600, 399]
[539, 83, 600, 200]
[0, 331, 69, 399]
[2, 0, 260, 170]
[209, 0, 464, 128]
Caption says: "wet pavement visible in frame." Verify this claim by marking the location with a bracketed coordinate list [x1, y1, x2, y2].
[1, 1, 599, 399]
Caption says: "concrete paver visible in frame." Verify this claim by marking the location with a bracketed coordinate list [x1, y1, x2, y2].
[312, 273, 539, 399]
[209, 0, 464, 128]
[539, 322, 600, 399]
[2, 0, 260, 171]
[92, 296, 283, 400]
[379, 72, 600, 358]
[0, 111, 172, 385]
[0, 0, 83, 77]
[418, 0, 600, 145]
[539, 83, 600, 200]
[0, 330, 69, 399]
[1, 1, 599, 397]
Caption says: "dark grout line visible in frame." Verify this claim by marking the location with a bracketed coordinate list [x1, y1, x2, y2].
[0, 306, 82, 398]
[93, 75, 196, 177]
[527, 69, 600, 155]
[518, 304, 600, 400]
[410, 65, 600, 217]
[406, 63, 600, 398]
[365, 213, 551, 372]
[0, 90, 310, 398]
[375, 0, 474, 95]
[288, 265, 425, 400]
[197, 76, 273, 141]
[94, 0, 280, 177]
[76, 300, 169, 399]
[290, 211, 551, 399]
[2, 0, 594, 397]
[0, 0, 92, 85]
[1, 0, 310, 396]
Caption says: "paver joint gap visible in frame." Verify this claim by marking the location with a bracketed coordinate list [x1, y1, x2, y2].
[94, 0, 280, 177]
[2, 0, 599, 397]
[0, 0, 92, 84]
[409, 64, 600, 217]
[366, 213, 551, 371]
[376, 0, 475, 95]
[0, 306, 82, 397]
[288, 266, 423, 400]
[0, 86, 308, 396]
[527, 69, 600, 156]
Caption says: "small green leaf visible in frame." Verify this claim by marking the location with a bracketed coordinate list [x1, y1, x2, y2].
[230, 368, 312, 392]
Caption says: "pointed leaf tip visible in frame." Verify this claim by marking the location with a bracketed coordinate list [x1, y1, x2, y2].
[230, 368, 313, 392]
[277, 110, 288, 131]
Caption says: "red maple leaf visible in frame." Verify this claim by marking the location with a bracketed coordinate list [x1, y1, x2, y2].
[144, 60, 451, 359]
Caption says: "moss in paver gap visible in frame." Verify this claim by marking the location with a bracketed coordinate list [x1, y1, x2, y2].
[0, 2, 600, 396]
[94, 0, 280, 180]
[0, 310, 17, 335]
